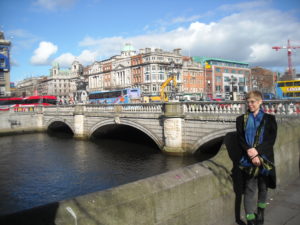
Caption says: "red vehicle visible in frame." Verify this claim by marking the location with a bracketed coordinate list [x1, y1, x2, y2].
[0, 97, 23, 111]
[20, 95, 57, 106]
[0, 95, 57, 111]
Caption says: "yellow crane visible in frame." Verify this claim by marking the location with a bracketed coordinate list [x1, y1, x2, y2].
[160, 74, 177, 102]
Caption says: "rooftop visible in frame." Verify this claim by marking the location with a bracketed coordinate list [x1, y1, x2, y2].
[193, 56, 248, 66]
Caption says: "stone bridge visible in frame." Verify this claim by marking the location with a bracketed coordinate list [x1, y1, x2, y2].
[2, 100, 300, 155]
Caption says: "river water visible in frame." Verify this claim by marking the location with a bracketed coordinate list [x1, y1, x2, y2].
[0, 132, 199, 216]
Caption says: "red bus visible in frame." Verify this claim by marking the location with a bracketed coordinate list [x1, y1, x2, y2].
[0, 97, 23, 111]
[0, 95, 57, 111]
[21, 95, 57, 106]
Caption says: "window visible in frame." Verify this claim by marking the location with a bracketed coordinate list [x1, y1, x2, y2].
[224, 69, 229, 73]
[216, 76, 222, 82]
[0, 58, 5, 67]
[224, 86, 230, 92]
[145, 73, 150, 81]
[216, 68, 221, 72]
[231, 69, 236, 74]
[159, 73, 164, 80]
[239, 77, 245, 83]
[224, 77, 230, 82]
[0, 71, 4, 80]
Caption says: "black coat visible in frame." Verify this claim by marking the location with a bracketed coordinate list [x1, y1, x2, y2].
[236, 113, 277, 189]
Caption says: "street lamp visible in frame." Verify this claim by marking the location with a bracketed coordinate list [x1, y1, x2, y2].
[229, 75, 236, 100]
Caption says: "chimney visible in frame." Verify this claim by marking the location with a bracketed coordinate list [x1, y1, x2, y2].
[145, 48, 151, 53]
[173, 48, 182, 55]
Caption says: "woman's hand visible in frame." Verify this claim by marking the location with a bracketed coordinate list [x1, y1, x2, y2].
[251, 156, 261, 167]
[247, 148, 258, 158]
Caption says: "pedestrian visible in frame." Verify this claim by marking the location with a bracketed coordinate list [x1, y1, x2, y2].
[236, 90, 277, 225]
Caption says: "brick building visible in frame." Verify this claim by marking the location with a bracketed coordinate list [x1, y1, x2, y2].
[193, 57, 251, 100]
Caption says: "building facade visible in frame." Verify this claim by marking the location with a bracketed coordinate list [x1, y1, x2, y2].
[251, 67, 277, 93]
[0, 31, 11, 96]
[193, 57, 251, 100]
[47, 61, 83, 103]
[182, 56, 205, 100]
[84, 45, 184, 98]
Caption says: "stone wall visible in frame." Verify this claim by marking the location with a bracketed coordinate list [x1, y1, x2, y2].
[0, 111, 44, 135]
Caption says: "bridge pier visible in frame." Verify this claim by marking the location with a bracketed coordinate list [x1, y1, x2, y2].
[163, 103, 186, 155]
[73, 105, 87, 139]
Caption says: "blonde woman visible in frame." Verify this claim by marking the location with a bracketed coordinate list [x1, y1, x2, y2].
[236, 91, 277, 225]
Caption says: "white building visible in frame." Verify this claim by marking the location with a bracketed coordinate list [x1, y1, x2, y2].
[47, 60, 83, 103]
[85, 44, 183, 97]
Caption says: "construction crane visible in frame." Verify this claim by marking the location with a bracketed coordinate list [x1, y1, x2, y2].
[160, 74, 177, 102]
[272, 40, 300, 76]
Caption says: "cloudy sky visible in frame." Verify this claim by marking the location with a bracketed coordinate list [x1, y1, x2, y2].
[1, 0, 300, 83]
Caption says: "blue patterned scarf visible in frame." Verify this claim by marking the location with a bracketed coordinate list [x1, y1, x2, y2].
[239, 109, 273, 177]
[245, 109, 265, 147]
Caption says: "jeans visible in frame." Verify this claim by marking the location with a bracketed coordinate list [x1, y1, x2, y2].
[244, 175, 268, 214]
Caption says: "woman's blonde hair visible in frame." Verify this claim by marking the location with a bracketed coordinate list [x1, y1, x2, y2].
[246, 90, 263, 100]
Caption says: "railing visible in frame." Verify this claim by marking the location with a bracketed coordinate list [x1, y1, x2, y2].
[121, 103, 163, 113]
[183, 100, 300, 115]
[183, 101, 244, 114]
[261, 100, 300, 115]
[10, 100, 300, 116]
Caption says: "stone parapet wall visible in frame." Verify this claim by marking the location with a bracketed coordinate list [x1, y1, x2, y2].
[0, 112, 44, 136]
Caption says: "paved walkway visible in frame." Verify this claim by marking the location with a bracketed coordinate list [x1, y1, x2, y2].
[264, 177, 300, 225]
[233, 177, 300, 225]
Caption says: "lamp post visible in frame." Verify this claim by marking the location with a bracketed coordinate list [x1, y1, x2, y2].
[229, 75, 236, 101]
[207, 80, 211, 100]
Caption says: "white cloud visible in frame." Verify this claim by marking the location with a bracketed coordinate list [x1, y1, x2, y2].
[53, 50, 97, 67]
[77, 50, 97, 64]
[73, 6, 300, 71]
[30, 41, 58, 65]
[49, 2, 300, 72]
[33, 0, 77, 11]
[53, 53, 75, 67]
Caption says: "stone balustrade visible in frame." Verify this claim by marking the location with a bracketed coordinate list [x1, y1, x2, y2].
[5, 99, 300, 118]
[9, 100, 300, 116]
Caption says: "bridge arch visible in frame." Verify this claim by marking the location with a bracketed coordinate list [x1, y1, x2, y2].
[89, 119, 164, 150]
[46, 118, 75, 134]
[190, 127, 235, 154]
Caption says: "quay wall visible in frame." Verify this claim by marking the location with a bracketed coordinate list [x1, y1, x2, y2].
[0, 112, 44, 135]
[52, 119, 300, 225]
